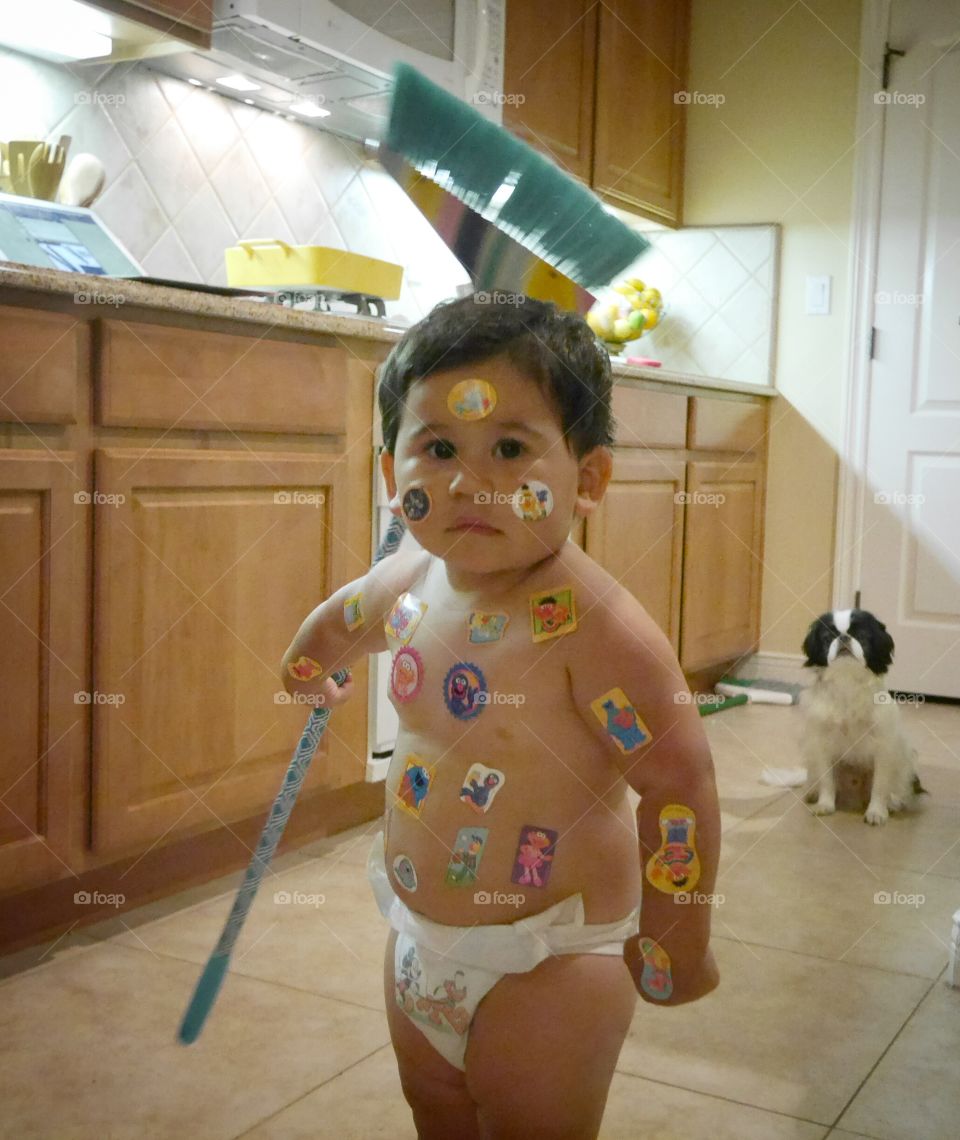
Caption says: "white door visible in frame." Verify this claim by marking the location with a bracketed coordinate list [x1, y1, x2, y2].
[860, 1, 960, 698]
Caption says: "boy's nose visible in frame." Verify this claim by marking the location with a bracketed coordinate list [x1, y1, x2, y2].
[448, 464, 489, 497]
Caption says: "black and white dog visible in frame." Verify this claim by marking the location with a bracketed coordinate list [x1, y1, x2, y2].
[800, 608, 924, 825]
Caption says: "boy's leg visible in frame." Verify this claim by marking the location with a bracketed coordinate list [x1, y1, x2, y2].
[464, 952, 637, 1140]
[383, 929, 481, 1140]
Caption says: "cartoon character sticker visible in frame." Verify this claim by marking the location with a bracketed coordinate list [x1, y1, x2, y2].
[343, 592, 364, 631]
[646, 804, 701, 894]
[394, 755, 436, 817]
[402, 487, 431, 523]
[444, 826, 489, 886]
[287, 655, 323, 681]
[443, 662, 487, 720]
[511, 825, 558, 888]
[391, 647, 424, 703]
[393, 854, 418, 892]
[385, 593, 428, 645]
[447, 378, 497, 421]
[529, 587, 578, 643]
[459, 763, 505, 814]
[589, 687, 652, 754]
[512, 481, 554, 521]
[467, 611, 510, 644]
[637, 936, 673, 1001]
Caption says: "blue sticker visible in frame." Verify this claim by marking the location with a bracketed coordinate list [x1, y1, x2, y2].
[443, 662, 487, 720]
[402, 487, 431, 522]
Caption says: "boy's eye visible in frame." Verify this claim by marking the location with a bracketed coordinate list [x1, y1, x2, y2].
[494, 438, 525, 459]
[425, 439, 456, 459]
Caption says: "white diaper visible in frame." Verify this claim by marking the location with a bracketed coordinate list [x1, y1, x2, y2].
[367, 832, 639, 1070]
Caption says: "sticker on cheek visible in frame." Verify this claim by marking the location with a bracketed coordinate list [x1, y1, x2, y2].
[343, 592, 364, 631]
[395, 754, 436, 817]
[459, 763, 505, 814]
[288, 655, 323, 681]
[391, 647, 424, 702]
[402, 486, 431, 523]
[529, 586, 577, 642]
[646, 804, 701, 894]
[443, 662, 487, 720]
[590, 687, 652, 754]
[512, 481, 554, 521]
[467, 611, 509, 644]
[393, 854, 418, 892]
[638, 937, 673, 1001]
[444, 826, 489, 886]
[385, 593, 428, 644]
[511, 825, 558, 889]
[447, 378, 497, 421]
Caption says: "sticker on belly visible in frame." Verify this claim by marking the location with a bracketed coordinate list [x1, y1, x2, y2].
[391, 647, 424, 702]
[511, 825, 558, 889]
[394, 755, 436, 817]
[590, 687, 652, 754]
[287, 655, 323, 681]
[512, 481, 553, 521]
[343, 592, 364, 631]
[459, 763, 505, 814]
[443, 662, 487, 720]
[447, 378, 497, 421]
[444, 826, 489, 886]
[529, 587, 577, 642]
[638, 936, 673, 1001]
[401, 486, 431, 523]
[467, 610, 509, 644]
[393, 854, 418, 892]
[385, 593, 428, 645]
[646, 804, 701, 894]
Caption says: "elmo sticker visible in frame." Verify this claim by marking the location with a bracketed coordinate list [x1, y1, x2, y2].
[529, 587, 577, 643]
[391, 647, 424, 703]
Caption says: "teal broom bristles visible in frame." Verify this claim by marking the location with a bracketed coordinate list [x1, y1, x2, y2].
[385, 63, 648, 290]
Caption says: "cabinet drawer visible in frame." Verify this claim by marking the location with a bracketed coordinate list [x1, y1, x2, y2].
[612, 386, 686, 448]
[688, 396, 766, 452]
[0, 305, 82, 424]
[96, 320, 348, 434]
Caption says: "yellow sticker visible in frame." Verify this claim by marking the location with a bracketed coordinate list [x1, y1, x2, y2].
[529, 586, 577, 642]
[384, 593, 428, 645]
[394, 754, 436, 817]
[287, 655, 323, 681]
[343, 592, 364, 631]
[646, 803, 701, 894]
[590, 687, 652, 754]
[447, 378, 497, 420]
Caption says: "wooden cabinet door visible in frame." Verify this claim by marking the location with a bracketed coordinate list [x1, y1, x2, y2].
[91, 447, 369, 856]
[585, 453, 685, 651]
[593, 0, 690, 224]
[679, 457, 764, 671]
[121, 0, 213, 34]
[502, 0, 599, 181]
[0, 452, 84, 893]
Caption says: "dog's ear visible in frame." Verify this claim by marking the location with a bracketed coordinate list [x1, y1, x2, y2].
[870, 626, 895, 674]
[802, 618, 828, 666]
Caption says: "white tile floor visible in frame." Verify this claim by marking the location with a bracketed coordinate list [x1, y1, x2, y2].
[2, 700, 959, 1139]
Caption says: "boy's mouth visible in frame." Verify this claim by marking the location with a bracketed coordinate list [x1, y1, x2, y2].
[448, 517, 502, 535]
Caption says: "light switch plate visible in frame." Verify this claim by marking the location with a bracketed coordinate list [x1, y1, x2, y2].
[806, 275, 832, 315]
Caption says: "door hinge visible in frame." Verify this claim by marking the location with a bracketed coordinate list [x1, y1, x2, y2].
[869, 326, 877, 360]
[854, 589, 861, 609]
[882, 43, 905, 89]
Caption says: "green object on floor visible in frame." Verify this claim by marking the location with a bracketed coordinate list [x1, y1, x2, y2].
[699, 693, 749, 716]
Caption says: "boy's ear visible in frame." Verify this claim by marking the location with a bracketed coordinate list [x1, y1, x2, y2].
[574, 446, 613, 518]
[380, 448, 402, 516]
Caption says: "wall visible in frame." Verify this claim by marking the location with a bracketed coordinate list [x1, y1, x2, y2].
[0, 47, 470, 323]
[684, 0, 864, 659]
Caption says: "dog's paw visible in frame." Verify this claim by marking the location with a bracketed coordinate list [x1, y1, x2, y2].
[810, 801, 836, 816]
[864, 804, 888, 825]
[888, 795, 906, 813]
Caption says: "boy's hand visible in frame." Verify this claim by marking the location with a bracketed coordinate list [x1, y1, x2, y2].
[624, 937, 719, 1006]
[316, 670, 355, 709]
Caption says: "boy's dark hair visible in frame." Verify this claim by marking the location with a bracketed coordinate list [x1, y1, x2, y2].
[378, 294, 614, 457]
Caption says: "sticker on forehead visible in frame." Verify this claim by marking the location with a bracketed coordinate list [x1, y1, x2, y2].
[529, 586, 578, 642]
[447, 378, 497, 421]
[646, 803, 701, 894]
[443, 662, 487, 720]
[637, 937, 673, 1001]
[385, 593, 428, 645]
[590, 687, 652, 754]
[395, 754, 436, 817]
[511, 825, 558, 889]
[467, 611, 509, 644]
[393, 854, 418, 892]
[391, 647, 424, 702]
[512, 481, 554, 522]
[343, 592, 364, 631]
[444, 826, 490, 886]
[459, 763, 506, 814]
[287, 655, 323, 681]
[402, 486, 431, 523]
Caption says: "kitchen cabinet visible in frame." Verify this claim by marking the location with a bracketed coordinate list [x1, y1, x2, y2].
[503, 0, 690, 226]
[84, 0, 212, 50]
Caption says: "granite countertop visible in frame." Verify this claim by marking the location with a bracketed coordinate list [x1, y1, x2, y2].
[0, 262, 777, 397]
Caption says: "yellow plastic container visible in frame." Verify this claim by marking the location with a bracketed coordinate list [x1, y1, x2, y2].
[225, 239, 403, 298]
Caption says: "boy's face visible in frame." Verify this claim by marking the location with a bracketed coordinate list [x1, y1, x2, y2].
[381, 354, 611, 577]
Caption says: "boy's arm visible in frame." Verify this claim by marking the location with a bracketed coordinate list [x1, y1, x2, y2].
[569, 590, 720, 1006]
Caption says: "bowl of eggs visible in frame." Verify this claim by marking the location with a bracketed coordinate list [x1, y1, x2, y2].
[585, 278, 663, 353]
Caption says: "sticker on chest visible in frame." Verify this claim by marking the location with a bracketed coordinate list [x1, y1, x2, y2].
[391, 647, 425, 702]
[395, 755, 436, 817]
[511, 825, 558, 889]
[444, 826, 490, 886]
[529, 587, 578, 642]
[646, 804, 701, 894]
[443, 662, 487, 720]
[590, 687, 652, 754]
[459, 763, 505, 813]
[467, 611, 509, 644]
[385, 593, 428, 645]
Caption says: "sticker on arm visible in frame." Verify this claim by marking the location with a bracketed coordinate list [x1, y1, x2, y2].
[589, 687, 652, 754]
[287, 656, 323, 681]
[637, 936, 673, 1000]
[343, 592, 364, 631]
[646, 804, 701, 894]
